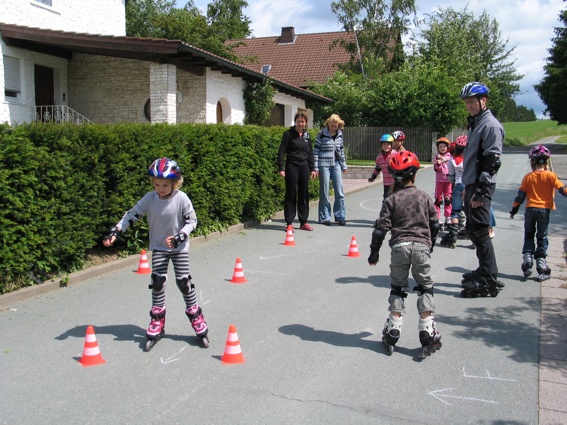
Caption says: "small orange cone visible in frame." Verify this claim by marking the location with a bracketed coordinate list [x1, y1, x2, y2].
[284, 226, 296, 246]
[136, 250, 152, 274]
[222, 324, 245, 364]
[347, 236, 361, 257]
[79, 325, 106, 367]
[230, 258, 247, 284]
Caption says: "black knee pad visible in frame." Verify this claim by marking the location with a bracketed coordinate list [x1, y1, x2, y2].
[390, 286, 408, 299]
[150, 273, 167, 290]
[175, 275, 193, 294]
[413, 284, 433, 296]
[444, 196, 452, 206]
[434, 197, 443, 207]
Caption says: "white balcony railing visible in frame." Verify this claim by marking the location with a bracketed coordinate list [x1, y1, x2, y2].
[35, 105, 93, 125]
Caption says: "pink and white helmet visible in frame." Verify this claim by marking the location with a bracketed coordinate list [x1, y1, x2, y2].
[454, 135, 468, 147]
[392, 131, 406, 141]
[528, 145, 551, 161]
[148, 158, 181, 179]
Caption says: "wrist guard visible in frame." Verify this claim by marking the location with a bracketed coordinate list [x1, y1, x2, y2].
[510, 205, 519, 217]
[172, 232, 187, 248]
[103, 227, 122, 243]
[368, 174, 376, 182]
[472, 184, 488, 202]
[368, 226, 386, 265]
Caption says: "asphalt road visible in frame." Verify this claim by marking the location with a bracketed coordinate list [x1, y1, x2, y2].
[1, 145, 563, 424]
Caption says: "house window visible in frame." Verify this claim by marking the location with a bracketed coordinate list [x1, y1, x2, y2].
[3, 56, 21, 102]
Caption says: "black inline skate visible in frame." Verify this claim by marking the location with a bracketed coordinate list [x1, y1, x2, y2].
[439, 223, 459, 249]
[145, 305, 166, 351]
[418, 316, 442, 359]
[381, 315, 403, 355]
[521, 252, 533, 277]
[460, 273, 502, 298]
[535, 257, 552, 282]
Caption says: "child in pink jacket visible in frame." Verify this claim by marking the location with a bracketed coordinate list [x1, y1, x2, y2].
[433, 137, 452, 226]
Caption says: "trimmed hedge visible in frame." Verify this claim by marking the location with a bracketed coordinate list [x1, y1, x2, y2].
[0, 123, 318, 293]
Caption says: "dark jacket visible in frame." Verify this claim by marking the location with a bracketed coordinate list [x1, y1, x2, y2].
[277, 126, 315, 171]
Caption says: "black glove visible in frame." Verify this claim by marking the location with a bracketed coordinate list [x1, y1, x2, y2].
[172, 232, 187, 248]
[471, 184, 488, 203]
[368, 174, 376, 183]
[103, 227, 122, 245]
[510, 205, 519, 218]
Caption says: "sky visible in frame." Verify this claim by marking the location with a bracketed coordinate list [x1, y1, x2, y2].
[175, 0, 566, 119]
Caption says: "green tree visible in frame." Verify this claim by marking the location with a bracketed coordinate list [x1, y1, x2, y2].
[535, 5, 567, 124]
[412, 7, 523, 119]
[207, 0, 251, 40]
[126, 0, 238, 60]
[243, 81, 276, 125]
[330, 0, 417, 75]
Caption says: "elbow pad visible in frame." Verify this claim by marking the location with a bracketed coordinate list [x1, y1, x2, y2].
[514, 189, 527, 205]
[482, 154, 501, 177]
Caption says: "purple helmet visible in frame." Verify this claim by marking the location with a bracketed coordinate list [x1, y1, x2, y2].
[148, 158, 181, 179]
[528, 145, 551, 162]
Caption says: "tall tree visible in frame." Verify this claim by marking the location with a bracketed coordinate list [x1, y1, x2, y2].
[207, 0, 251, 41]
[412, 7, 523, 119]
[535, 4, 567, 124]
[330, 0, 417, 75]
[125, 0, 237, 60]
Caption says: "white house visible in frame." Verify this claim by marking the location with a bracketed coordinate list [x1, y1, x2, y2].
[0, 0, 329, 127]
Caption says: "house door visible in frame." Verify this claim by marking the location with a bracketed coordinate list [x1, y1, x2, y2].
[35, 65, 54, 121]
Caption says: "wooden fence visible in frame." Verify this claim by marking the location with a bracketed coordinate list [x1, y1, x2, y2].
[341, 127, 467, 162]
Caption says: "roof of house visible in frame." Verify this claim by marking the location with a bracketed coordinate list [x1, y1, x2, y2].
[228, 27, 356, 88]
[0, 22, 331, 103]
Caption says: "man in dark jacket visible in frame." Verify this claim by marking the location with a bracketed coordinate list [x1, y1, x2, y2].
[459, 82, 505, 297]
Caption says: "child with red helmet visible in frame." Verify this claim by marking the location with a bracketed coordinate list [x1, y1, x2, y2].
[510, 145, 567, 281]
[433, 137, 453, 227]
[103, 158, 209, 350]
[368, 151, 442, 359]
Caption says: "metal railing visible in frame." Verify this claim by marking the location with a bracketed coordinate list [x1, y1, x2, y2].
[34, 105, 93, 125]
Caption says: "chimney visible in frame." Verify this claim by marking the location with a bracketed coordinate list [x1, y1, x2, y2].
[280, 27, 296, 44]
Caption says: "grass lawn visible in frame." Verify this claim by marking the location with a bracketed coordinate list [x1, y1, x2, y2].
[503, 120, 567, 145]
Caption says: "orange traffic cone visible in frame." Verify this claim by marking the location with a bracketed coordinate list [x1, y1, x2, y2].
[222, 324, 245, 364]
[230, 258, 247, 284]
[136, 250, 152, 274]
[79, 325, 106, 367]
[347, 236, 361, 257]
[284, 225, 296, 246]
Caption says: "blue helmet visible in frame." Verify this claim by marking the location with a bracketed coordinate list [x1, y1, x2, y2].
[459, 82, 490, 99]
[380, 134, 394, 144]
[148, 158, 181, 179]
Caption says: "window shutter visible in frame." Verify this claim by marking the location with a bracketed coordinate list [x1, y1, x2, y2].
[3, 56, 21, 92]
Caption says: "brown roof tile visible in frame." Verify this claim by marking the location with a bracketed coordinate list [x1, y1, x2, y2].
[229, 28, 356, 88]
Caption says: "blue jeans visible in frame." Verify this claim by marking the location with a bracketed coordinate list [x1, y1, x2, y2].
[318, 163, 345, 222]
[523, 208, 550, 258]
[450, 183, 465, 218]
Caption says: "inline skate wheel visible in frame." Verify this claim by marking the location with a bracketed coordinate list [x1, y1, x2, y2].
[382, 337, 394, 355]
[200, 336, 210, 349]
[145, 339, 154, 352]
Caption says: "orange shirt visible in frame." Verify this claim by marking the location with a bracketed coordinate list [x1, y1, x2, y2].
[517, 170, 565, 209]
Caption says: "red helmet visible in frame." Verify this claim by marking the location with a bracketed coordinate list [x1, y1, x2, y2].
[454, 135, 468, 147]
[148, 158, 181, 179]
[436, 137, 450, 146]
[388, 151, 420, 181]
[392, 130, 406, 141]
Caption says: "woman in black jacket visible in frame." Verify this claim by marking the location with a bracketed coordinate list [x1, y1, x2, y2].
[277, 111, 317, 231]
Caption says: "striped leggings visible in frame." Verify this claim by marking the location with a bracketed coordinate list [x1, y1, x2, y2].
[150, 250, 197, 310]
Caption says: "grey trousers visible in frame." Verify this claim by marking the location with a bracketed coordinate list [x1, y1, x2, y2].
[388, 242, 436, 315]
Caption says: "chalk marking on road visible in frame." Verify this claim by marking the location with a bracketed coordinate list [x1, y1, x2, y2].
[245, 268, 291, 276]
[462, 367, 517, 382]
[428, 388, 499, 406]
[259, 251, 316, 260]
[359, 199, 381, 212]
[160, 346, 188, 365]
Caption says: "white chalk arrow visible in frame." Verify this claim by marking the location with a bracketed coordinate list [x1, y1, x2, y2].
[160, 346, 188, 365]
[428, 388, 499, 406]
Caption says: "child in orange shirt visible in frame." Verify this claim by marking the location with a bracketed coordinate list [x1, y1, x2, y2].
[510, 145, 567, 281]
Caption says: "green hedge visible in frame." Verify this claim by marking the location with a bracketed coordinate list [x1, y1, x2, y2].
[0, 123, 318, 293]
